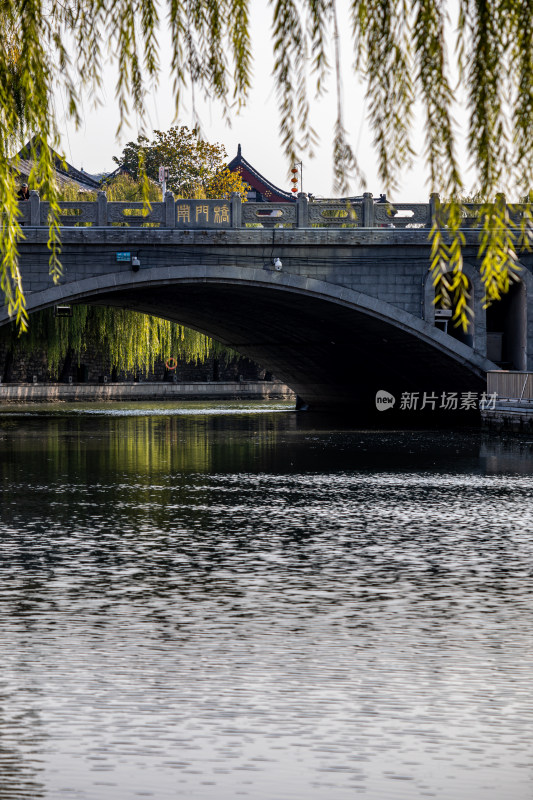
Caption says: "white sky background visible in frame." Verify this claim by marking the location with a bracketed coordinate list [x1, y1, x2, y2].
[53, 0, 474, 200]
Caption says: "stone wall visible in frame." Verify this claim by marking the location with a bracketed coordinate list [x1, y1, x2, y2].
[0, 341, 267, 384]
[0, 381, 295, 403]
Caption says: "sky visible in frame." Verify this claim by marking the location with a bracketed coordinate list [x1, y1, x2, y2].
[53, 1, 472, 201]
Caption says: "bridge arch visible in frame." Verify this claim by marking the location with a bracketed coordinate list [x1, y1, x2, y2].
[1, 265, 496, 417]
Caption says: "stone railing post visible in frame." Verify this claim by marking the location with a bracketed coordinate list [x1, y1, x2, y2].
[362, 192, 374, 227]
[231, 192, 242, 228]
[96, 191, 107, 226]
[30, 190, 40, 226]
[496, 192, 507, 215]
[296, 192, 308, 228]
[430, 192, 440, 226]
[164, 191, 175, 228]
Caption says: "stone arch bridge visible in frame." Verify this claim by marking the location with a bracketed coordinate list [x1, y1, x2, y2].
[2, 194, 532, 421]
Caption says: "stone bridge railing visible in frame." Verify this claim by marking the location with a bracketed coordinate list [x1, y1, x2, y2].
[17, 191, 533, 230]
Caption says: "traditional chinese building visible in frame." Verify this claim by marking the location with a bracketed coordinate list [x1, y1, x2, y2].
[228, 144, 295, 203]
[14, 137, 103, 192]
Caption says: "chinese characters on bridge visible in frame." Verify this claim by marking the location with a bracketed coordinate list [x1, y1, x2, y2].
[175, 201, 231, 228]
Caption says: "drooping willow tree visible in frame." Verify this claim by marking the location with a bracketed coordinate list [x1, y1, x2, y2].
[0, 305, 233, 378]
[8, 175, 235, 376]
[1, 0, 533, 331]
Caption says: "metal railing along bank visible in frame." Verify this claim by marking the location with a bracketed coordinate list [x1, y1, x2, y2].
[16, 191, 533, 230]
[487, 371, 533, 402]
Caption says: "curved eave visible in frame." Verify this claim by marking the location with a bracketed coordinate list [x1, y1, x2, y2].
[228, 152, 295, 203]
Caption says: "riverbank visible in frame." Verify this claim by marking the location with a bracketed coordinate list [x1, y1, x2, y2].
[0, 380, 296, 403]
[481, 371, 533, 432]
[482, 400, 533, 432]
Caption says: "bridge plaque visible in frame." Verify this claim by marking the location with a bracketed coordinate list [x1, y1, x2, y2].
[175, 200, 231, 229]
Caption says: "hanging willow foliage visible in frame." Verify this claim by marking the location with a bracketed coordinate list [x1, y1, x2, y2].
[92, 307, 214, 374]
[0, 305, 219, 377]
[1, 0, 533, 330]
[7, 171, 232, 375]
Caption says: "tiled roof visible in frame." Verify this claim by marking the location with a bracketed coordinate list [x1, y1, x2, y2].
[227, 144, 295, 203]
[15, 137, 101, 190]
[16, 158, 99, 191]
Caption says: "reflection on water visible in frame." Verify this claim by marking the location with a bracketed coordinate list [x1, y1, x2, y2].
[1, 403, 533, 799]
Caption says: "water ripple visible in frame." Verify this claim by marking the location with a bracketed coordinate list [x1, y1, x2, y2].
[0, 411, 532, 798]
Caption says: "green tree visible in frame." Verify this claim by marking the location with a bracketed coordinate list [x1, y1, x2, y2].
[0, 304, 224, 379]
[104, 173, 161, 203]
[1, 0, 533, 330]
[0, 171, 235, 375]
[112, 126, 249, 199]
[0, 169, 236, 376]
[1, 13, 25, 145]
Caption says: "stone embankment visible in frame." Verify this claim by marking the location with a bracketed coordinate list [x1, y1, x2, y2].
[482, 401, 533, 432]
[481, 371, 533, 432]
[0, 380, 295, 404]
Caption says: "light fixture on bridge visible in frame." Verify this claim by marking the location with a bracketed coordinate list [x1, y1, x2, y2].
[273, 257, 283, 271]
[131, 256, 141, 272]
[54, 305, 72, 318]
[435, 307, 453, 334]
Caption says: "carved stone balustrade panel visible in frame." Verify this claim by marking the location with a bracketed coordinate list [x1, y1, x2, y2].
[374, 203, 430, 228]
[17, 200, 31, 225]
[242, 203, 296, 227]
[40, 202, 98, 227]
[307, 203, 362, 227]
[107, 202, 165, 226]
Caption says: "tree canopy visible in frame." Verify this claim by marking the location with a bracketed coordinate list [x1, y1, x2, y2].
[0, 152, 239, 375]
[0, 304, 222, 380]
[112, 126, 249, 198]
[1, 0, 533, 330]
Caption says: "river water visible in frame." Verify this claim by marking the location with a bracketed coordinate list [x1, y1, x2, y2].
[0, 402, 532, 800]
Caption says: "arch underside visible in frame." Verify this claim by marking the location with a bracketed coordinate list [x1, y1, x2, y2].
[5, 269, 494, 420]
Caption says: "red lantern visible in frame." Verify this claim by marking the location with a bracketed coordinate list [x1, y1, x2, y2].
[290, 166, 299, 193]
